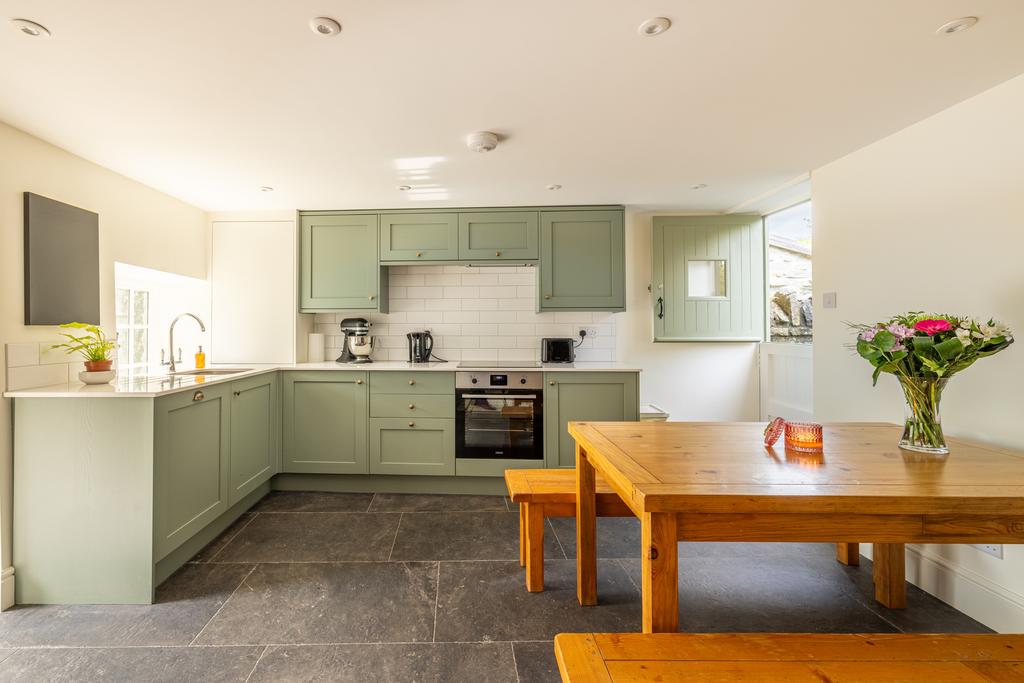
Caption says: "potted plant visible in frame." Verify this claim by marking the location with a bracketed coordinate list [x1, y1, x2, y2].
[851, 313, 1013, 454]
[51, 322, 116, 372]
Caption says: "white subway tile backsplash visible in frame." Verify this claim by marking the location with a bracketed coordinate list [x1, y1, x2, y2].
[499, 324, 536, 336]
[459, 299, 494, 311]
[443, 286, 480, 298]
[461, 324, 498, 336]
[422, 273, 462, 286]
[499, 273, 534, 286]
[498, 298, 534, 311]
[432, 299, 463, 311]
[479, 286, 519, 298]
[442, 311, 479, 324]
[390, 299, 426, 312]
[405, 286, 444, 298]
[6, 343, 40, 368]
[479, 311, 519, 323]
[7, 363, 69, 391]
[460, 274, 499, 286]
[390, 274, 425, 287]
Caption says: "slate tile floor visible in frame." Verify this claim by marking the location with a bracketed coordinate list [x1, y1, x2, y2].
[0, 492, 990, 682]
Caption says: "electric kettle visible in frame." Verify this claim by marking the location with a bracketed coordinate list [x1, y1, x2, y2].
[407, 331, 433, 363]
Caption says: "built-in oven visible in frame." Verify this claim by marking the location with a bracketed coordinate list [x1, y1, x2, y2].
[455, 371, 543, 460]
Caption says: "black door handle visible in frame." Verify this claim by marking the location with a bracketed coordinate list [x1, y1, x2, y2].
[657, 297, 665, 319]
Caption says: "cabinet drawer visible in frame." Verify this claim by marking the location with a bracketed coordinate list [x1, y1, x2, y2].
[370, 372, 454, 395]
[371, 393, 454, 419]
[370, 418, 455, 476]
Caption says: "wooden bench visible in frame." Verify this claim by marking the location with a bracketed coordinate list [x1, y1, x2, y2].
[505, 469, 632, 592]
[554, 632, 1024, 682]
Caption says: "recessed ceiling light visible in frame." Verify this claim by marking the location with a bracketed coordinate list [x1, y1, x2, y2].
[259, 186, 274, 192]
[11, 18, 50, 38]
[397, 185, 412, 191]
[637, 17, 671, 37]
[546, 184, 562, 191]
[936, 17, 978, 35]
[309, 17, 342, 37]
[691, 183, 708, 190]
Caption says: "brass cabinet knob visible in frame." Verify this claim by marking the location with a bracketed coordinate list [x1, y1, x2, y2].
[549, 380, 555, 386]
[408, 404, 415, 410]
[544, 294, 551, 300]
[408, 421, 415, 427]
[356, 379, 364, 385]
[416, 251, 422, 257]
[369, 294, 375, 301]
[495, 251, 501, 257]
[192, 391, 205, 401]
[408, 379, 415, 385]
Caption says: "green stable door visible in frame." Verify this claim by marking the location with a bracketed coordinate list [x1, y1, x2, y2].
[458, 211, 538, 261]
[282, 371, 369, 474]
[228, 373, 279, 505]
[154, 384, 231, 560]
[540, 210, 625, 311]
[544, 372, 639, 469]
[300, 213, 382, 311]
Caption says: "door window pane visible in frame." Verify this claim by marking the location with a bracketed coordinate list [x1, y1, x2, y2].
[687, 260, 727, 298]
[766, 201, 812, 343]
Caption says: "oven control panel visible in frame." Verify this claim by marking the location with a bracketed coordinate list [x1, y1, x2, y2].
[456, 372, 543, 390]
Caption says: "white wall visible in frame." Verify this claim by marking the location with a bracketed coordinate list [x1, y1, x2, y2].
[617, 210, 760, 420]
[0, 120, 209, 607]
[812, 74, 1024, 631]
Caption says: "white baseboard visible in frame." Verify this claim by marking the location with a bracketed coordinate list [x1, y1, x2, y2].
[902, 545, 1024, 633]
[1, 567, 13, 610]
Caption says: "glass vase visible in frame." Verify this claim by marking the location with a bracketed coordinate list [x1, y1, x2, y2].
[896, 375, 949, 455]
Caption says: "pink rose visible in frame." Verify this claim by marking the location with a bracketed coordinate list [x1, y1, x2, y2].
[914, 319, 952, 336]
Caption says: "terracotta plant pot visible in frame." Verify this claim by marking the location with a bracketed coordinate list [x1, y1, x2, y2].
[84, 359, 113, 372]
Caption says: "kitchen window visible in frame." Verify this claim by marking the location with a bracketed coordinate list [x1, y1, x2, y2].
[115, 287, 150, 371]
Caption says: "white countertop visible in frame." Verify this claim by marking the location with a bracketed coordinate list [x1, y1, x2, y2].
[3, 361, 641, 398]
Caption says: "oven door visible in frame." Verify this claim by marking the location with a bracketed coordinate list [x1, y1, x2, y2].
[455, 390, 543, 459]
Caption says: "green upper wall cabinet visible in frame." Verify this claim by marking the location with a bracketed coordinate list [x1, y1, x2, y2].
[154, 384, 231, 560]
[652, 214, 764, 342]
[380, 213, 459, 261]
[540, 210, 625, 311]
[300, 214, 384, 312]
[544, 372, 638, 469]
[458, 211, 539, 261]
[228, 373, 279, 506]
[282, 371, 368, 474]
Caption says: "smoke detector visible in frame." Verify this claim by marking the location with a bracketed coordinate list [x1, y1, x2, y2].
[309, 17, 342, 37]
[466, 131, 499, 153]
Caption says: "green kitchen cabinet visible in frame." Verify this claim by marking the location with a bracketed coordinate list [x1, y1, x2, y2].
[458, 211, 539, 261]
[228, 373, 279, 505]
[282, 371, 369, 474]
[154, 383, 231, 560]
[652, 214, 764, 341]
[300, 213, 384, 311]
[369, 417, 455, 476]
[543, 372, 639, 469]
[540, 210, 625, 311]
[380, 213, 459, 261]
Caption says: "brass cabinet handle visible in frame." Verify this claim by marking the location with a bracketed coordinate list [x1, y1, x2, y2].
[408, 421, 415, 427]
[356, 379, 364, 385]
[544, 294, 551, 300]
[408, 379, 415, 385]
[495, 250, 501, 257]
[408, 404, 415, 410]
[549, 380, 556, 386]
[192, 391, 205, 402]
[416, 251, 422, 257]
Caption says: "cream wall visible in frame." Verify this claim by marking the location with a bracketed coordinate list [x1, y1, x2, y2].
[0, 121, 209, 606]
[812, 73, 1024, 631]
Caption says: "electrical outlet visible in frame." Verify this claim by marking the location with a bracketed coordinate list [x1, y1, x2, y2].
[582, 327, 599, 337]
[970, 544, 1003, 559]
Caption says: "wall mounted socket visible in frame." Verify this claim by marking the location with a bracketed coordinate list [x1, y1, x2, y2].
[970, 543, 1003, 559]
[581, 327, 598, 337]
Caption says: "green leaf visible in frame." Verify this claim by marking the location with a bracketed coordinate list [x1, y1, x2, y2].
[934, 337, 964, 361]
[874, 330, 896, 352]
[857, 340, 882, 362]
[872, 364, 884, 386]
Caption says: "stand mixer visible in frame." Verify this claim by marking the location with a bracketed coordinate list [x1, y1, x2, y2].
[336, 318, 374, 364]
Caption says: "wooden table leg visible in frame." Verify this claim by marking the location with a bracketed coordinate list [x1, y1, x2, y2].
[873, 542, 907, 608]
[519, 503, 527, 568]
[576, 444, 597, 606]
[641, 511, 678, 633]
[836, 542, 860, 566]
[525, 503, 545, 592]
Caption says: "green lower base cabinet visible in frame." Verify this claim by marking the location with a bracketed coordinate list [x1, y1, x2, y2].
[370, 418, 455, 476]
[544, 372, 639, 469]
[282, 371, 368, 474]
[229, 373, 280, 504]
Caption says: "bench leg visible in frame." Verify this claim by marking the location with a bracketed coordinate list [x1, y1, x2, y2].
[519, 503, 526, 568]
[525, 502, 545, 593]
[873, 542, 907, 609]
[836, 542, 860, 566]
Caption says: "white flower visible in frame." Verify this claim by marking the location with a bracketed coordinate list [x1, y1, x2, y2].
[978, 321, 1011, 341]
[955, 328, 972, 346]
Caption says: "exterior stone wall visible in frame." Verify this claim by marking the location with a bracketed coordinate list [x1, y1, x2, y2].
[768, 237, 812, 342]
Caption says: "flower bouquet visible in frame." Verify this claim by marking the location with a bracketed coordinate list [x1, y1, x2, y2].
[852, 313, 1013, 454]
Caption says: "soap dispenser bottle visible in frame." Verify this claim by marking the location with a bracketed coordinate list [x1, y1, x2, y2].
[195, 345, 206, 369]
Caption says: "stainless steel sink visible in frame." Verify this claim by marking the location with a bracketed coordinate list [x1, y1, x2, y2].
[171, 368, 254, 376]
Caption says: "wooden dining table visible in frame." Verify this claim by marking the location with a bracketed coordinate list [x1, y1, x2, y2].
[569, 421, 1024, 634]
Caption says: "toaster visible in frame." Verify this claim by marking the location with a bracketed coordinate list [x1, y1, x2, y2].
[542, 338, 576, 364]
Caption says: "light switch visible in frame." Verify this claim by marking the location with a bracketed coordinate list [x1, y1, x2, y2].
[822, 292, 837, 309]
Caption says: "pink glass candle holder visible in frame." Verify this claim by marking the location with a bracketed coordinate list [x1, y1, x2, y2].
[784, 421, 823, 452]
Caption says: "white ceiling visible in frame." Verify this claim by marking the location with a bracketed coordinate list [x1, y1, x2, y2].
[2, 0, 1023, 212]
